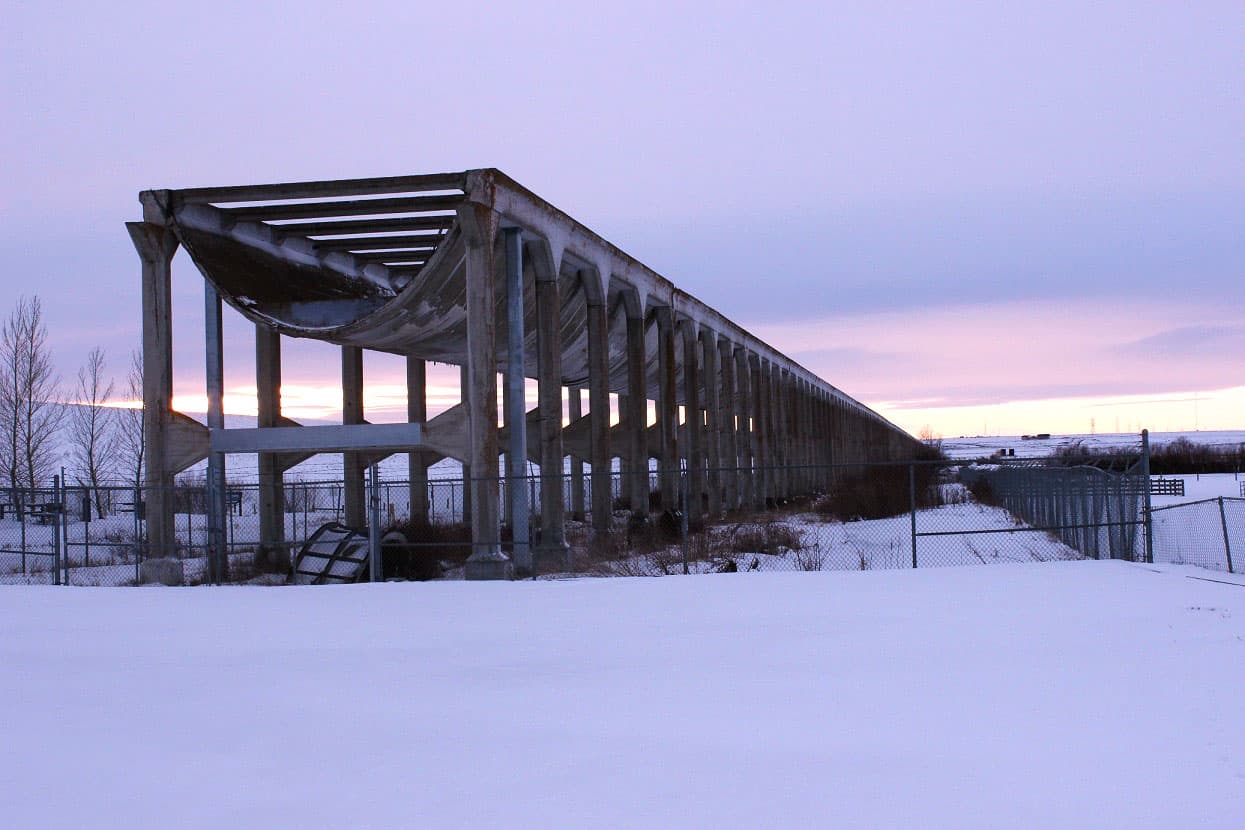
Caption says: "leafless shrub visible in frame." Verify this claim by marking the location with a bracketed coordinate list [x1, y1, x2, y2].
[721, 521, 804, 557]
[792, 544, 826, 571]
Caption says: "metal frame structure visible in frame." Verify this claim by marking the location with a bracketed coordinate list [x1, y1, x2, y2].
[128, 168, 919, 582]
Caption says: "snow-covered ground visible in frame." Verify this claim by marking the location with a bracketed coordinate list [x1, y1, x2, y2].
[942, 429, 1245, 460]
[2, 561, 1242, 828]
[1149, 472, 1245, 507]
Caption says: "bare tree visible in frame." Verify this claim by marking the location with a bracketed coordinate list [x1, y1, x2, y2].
[113, 347, 145, 490]
[68, 347, 116, 518]
[0, 296, 63, 492]
[0, 306, 21, 496]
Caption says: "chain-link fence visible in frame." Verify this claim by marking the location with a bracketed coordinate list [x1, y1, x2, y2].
[1150, 497, 1240, 573]
[5, 450, 1239, 585]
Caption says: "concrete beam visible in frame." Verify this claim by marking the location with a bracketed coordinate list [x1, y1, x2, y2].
[211, 422, 424, 454]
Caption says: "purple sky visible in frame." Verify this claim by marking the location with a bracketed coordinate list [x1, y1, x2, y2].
[2, 2, 1242, 435]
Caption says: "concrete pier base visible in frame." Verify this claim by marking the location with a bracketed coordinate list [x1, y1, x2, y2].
[464, 551, 514, 581]
[140, 558, 184, 586]
[533, 541, 572, 574]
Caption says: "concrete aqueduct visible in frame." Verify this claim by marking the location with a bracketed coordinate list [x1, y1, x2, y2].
[128, 169, 918, 580]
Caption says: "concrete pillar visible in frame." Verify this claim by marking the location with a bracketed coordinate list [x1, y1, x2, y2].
[736, 348, 754, 511]
[586, 298, 612, 533]
[127, 221, 178, 565]
[502, 229, 530, 574]
[255, 325, 285, 570]
[754, 357, 770, 508]
[718, 338, 738, 512]
[204, 283, 228, 584]
[461, 214, 506, 579]
[341, 346, 366, 529]
[625, 312, 649, 520]
[534, 260, 569, 571]
[701, 331, 722, 518]
[406, 357, 430, 523]
[772, 364, 788, 501]
[680, 321, 703, 527]
[568, 388, 585, 519]
[459, 363, 473, 526]
[655, 307, 678, 512]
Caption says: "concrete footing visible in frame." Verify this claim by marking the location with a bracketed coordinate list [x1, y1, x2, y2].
[464, 551, 513, 581]
[140, 558, 184, 586]
[534, 542, 572, 575]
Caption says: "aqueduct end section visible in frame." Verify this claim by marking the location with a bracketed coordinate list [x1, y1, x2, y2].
[130, 169, 918, 579]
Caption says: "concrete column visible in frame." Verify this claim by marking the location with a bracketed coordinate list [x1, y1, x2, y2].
[534, 261, 569, 571]
[204, 283, 228, 584]
[736, 348, 754, 511]
[655, 307, 678, 512]
[127, 221, 178, 566]
[341, 346, 366, 529]
[680, 320, 703, 527]
[718, 339, 738, 512]
[754, 357, 770, 508]
[461, 215, 506, 579]
[406, 357, 430, 523]
[701, 331, 722, 518]
[568, 388, 585, 519]
[255, 325, 285, 571]
[586, 298, 612, 533]
[625, 313, 649, 520]
[460, 363, 473, 527]
[772, 364, 788, 501]
[502, 229, 530, 574]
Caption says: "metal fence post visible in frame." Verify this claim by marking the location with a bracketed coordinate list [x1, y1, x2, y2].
[52, 475, 61, 585]
[368, 464, 382, 582]
[1141, 429, 1154, 564]
[19, 488, 27, 574]
[60, 472, 70, 585]
[680, 469, 690, 575]
[909, 462, 918, 568]
[1218, 496, 1235, 574]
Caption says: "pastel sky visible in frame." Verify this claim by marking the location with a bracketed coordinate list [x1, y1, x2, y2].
[2, 1, 1241, 437]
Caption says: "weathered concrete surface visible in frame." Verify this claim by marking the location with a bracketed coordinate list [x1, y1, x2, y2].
[134, 168, 920, 578]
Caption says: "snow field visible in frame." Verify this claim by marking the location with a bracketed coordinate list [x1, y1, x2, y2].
[2, 561, 1243, 829]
